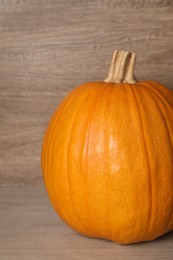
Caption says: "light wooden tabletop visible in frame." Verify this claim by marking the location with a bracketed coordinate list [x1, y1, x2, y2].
[1, 185, 173, 260]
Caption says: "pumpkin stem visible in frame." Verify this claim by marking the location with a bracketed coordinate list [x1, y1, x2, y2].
[104, 50, 137, 84]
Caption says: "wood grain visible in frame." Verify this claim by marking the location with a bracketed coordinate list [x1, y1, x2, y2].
[0, 0, 173, 186]
[0, 185, 173, 260]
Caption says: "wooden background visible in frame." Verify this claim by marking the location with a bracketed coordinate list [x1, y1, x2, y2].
[0, 0, 173, 186]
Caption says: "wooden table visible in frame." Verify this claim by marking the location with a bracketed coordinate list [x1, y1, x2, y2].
[1, 185, 173, 260]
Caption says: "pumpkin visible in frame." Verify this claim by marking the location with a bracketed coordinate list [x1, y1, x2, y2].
[41, 50, 173, 244]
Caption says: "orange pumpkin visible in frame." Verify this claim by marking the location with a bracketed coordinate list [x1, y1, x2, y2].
[41, 50, 173, 244]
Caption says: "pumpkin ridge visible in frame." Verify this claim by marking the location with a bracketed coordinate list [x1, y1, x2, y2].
[105, 85, 115, 240]
[152, 97, 173, 232]
[149, 81, 173, 100]
[130, 85, 153, 238]
[82, 84, 106, 235]
[46, 95, 79, 205]
[63, 92, 93, 227]
[45, 85, 89, 207]
[142, 83, 173, 232]
[42, 101, 65, 184]
[43, 101, 67, 193]
[142, 82, 173, 145]
[142, 82, 173, 155]
[142, 82, 173, 110]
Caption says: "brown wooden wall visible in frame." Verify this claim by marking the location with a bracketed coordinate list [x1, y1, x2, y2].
[0, 0, 173, 186]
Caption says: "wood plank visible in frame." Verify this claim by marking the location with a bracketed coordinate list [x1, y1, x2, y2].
[0, 0, 173, 186]
[0, 185, 173, 259]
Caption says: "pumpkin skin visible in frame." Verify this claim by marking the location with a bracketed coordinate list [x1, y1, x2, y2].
[41, 80, 173, 244]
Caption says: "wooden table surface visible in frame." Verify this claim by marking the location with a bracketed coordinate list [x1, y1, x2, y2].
[0, 184, 173, 260]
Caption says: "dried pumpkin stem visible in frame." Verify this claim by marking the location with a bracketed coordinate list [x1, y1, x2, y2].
[104, 50, 137, 84]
